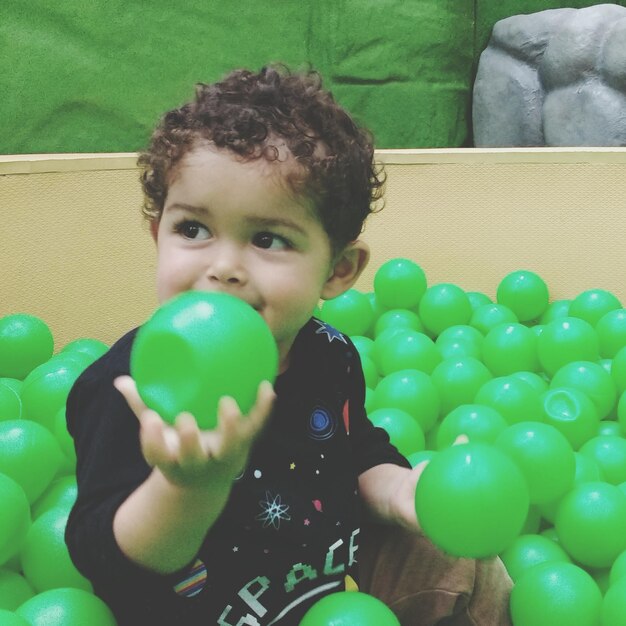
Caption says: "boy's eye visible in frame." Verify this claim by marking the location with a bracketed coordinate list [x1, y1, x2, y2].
[253, 232, 290, 250]
[174, 220, 210, 240]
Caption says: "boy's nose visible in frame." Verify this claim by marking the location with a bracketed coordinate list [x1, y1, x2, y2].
[206, 245, 247, 285]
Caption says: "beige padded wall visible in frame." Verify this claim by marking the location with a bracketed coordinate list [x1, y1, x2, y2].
[1, 150, 626, 351]
[361, 149, 626, 302]
[0, 155, 156, 351]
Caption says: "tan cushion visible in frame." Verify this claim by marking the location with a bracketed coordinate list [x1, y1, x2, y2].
[358, 523, 513, 626]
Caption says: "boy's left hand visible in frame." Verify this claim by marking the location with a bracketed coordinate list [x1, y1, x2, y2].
[359, 435, 469, 532]
[113, 375, 275, 488]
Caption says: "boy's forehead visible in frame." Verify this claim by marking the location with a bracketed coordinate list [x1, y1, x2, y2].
[179, 140, 302, 178]
[166, 144, 322, 223]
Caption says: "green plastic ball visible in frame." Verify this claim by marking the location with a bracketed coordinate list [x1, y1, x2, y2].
[466, 291, 492, 310]
[481, 323, 539, 375]
[591, 567, 611, 595]
[0, 568, 34, 610]
[373, 258, 427, 311]
[0, 610, 30, 626]
[612, 346, 626, 395]
[20, 358, 85, 431]
[418, 283, 472, 337]
[555, 481, 626, 568]
[300, 591, 400, 626]
[540, 526, 560, 544]
[31, 476, 77, 520]
[540, 299, 571, 324]
[510, 562, 602, 626]
[0, 474, 31, 565]
[579, 435, 626, 485]
[131, 291, 278, 429]
[368, 408, 425, 457]
[540, 387, 600, 450]
[0, 384, 21, 421]
[0, 420, 63, 503]
[374, 330, 441, 376]
[495, 422, 575, 505]
[600, 357, 613, 376]
[538, 451, 605, 524]
[500, 533, 571, 583]
[496, 270, 549, 322]
[16, 588, 117, 626]
[598, 420, 624, 437]
[475, 376, 543, 425]
[569, 289, 622, 327]
[60, 338, 108, 362]
[406, 449, 437, 468]
[321, 289, 374, 337]
[0, 473, 30, 567]
[520, 506, 542, 534]
[573, 451, 605, 483]
[351, 336, 375, 361]
[602, 576, 626, 625]
[365, 292, 386, 330]
[364, 387, 375, 414]
[511, 371, 549, 394]
[0, 315, 54, 380]
[537, 318, 599, 378]
[596, 309, 626, 358]
[424, 422, 440, 450]
[436, 404, 508, 449]
[373, 308, 423, 338]
[551, 361, 617, 420]
[530, 324, 545, 339]
[470, 303, 518, 335]
[435, 325, 484, 360]
[21, 508, 91, 593]
[430, 357, 492, 416]
[360, 355, 379, 390]
[618, 391, 626, 434]
[0, 379, 22, 395]
[373, 369, 439, 433]
[415, 442, 529, 557]
[53, 407, 76, 471]
[609, 549, 626, 585]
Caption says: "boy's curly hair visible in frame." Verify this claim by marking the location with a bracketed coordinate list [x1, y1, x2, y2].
[138, 65, 384, 252]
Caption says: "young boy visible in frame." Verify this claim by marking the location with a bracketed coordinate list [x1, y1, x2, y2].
[65, 65, 511, 626]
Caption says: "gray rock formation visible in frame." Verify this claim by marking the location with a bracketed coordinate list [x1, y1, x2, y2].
[473, 4, 626, 146]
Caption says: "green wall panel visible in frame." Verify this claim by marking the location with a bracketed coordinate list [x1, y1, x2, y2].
[2, 0, 311, 153]
[309, 0, 474, 148]
[3, 0, 625, 152]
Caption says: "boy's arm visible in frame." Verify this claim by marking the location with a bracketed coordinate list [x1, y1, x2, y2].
[111, 376, 274, 574]
[358, 462, 426, 532]
[358, 436, 468, 533]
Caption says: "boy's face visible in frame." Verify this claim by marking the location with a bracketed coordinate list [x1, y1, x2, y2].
[152, 145, 368, 370]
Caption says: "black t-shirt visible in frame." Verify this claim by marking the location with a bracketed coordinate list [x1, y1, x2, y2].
[65, 318, 409, 625]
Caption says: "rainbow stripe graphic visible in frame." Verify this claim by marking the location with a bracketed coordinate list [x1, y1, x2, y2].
[173, 559, 208, 598]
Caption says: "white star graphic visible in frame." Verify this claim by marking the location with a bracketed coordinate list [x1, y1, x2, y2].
[314, 320, 347, 344]
[256, 491, 291, 530]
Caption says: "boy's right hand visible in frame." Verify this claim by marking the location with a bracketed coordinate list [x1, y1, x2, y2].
[113, 376, 275, 488]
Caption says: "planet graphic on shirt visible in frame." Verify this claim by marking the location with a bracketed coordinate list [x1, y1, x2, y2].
[308, 406, 337, 441]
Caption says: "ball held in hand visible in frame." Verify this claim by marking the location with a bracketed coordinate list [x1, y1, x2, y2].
[131, 291, 278, 429]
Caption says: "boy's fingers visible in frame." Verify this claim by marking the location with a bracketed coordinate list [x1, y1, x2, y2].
[216, 395, 243, 443]
[412, 459, 430, 481]
[453, 434, 469, 446]
[176, 413, 205, 467]
[244, 381, 275, 436]
[113, 375, 148, 418]
[140, 411, 177, 467]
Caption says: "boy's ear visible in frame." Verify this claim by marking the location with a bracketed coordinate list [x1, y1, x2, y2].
[321, 240, 370, 301]
[149, 219, 159, 243]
